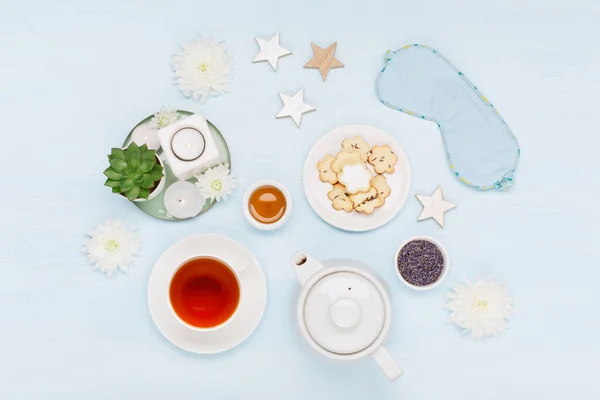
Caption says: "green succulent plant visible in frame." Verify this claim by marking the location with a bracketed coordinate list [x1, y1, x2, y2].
[104, 142, 164, 201]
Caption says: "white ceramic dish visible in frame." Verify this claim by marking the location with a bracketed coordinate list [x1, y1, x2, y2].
[395, 236, 449, 291]
[243, 180, 292, 231]
[147, 234, 267, 354]
[303, 125, 411, 232]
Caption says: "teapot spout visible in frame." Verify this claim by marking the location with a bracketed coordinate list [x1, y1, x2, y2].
[292, 252, 325, 286]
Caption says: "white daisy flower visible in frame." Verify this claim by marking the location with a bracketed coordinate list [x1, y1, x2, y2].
[172, 36, 233, 102]
[194, 163, 236, 202]
[83, 219, 141, 277]
[149, 106, 179, 129]
[446, 277, 514, 340]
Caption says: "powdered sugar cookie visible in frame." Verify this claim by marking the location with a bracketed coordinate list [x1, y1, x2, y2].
[368, 145, 398, 174]
[317, 154, 338, 184]
[338, 163, 374, 195]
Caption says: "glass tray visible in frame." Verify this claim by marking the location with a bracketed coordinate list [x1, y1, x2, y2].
[122, 110, 231, 221]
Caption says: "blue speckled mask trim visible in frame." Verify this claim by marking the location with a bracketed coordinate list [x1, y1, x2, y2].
[376, 44, 520, 190]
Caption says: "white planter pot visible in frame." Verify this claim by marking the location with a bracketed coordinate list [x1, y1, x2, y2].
[132, 155, 166, 202]
[116, 153, 166, 203]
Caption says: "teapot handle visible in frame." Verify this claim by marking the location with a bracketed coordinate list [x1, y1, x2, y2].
[371, 346, 403, 381]
[292, 252, 325, 286]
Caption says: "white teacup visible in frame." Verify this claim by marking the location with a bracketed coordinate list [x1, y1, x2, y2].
[243, 180, 292, 230]
[168, 256, 244, 331]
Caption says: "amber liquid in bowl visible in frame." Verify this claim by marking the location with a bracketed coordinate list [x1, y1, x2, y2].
[248, 185, 287, 224]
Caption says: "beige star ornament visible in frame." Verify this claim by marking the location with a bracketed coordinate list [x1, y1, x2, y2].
[253, 32, 292, 71]
[303, 42, 344, 81]
[416, 186, 456, 228]
[276, 88, 316, 127]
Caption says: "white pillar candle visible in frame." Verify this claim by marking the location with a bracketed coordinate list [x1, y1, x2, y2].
[131, 124, 161, 150]
[163, 181, 205, 219]
[171, 128, 206, 161]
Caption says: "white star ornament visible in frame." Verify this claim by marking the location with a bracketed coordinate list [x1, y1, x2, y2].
[253, 32, 292, 71]
[415, 186, 456, 228]
[275, 88, 316, 127]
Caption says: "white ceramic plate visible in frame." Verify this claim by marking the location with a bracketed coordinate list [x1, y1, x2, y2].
[303, 125, 411, 232]
[147, 234, 267, 354]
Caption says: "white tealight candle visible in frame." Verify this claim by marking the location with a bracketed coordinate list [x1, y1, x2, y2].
[157, 114, 222, 181]
[171, 128, 206, 161]
[131, 124, 161, 150]
[163, 181, 205, 219]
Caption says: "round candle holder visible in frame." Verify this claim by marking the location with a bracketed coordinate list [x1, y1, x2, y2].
[122, 110, 231, 221]
[171, 127, 206, 161]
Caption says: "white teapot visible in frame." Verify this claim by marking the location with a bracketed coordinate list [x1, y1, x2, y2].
[291, 252, 403, 381]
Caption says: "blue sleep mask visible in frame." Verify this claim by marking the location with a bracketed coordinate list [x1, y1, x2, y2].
[376, 44, 520, 190]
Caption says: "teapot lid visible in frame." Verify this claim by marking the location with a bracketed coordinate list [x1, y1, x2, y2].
[302, 270, 386, 355]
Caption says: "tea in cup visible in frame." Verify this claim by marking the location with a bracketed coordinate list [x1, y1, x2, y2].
[243, 180, 292, 230]
[169, 256, 241, 329]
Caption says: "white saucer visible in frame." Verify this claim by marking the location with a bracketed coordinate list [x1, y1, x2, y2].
[303, 125, 411, 232]
[147, 234, 267, 354]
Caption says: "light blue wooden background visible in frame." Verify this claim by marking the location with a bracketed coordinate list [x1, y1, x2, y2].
[1, 0, 598, 398]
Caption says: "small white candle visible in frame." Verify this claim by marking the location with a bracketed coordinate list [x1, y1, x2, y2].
[157, 114, 222, 181]
[163, 181, 205, 219]
[171, 128, 205, 161]
[131, 124, 161, 150]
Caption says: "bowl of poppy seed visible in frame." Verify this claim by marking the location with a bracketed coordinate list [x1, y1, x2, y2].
[395, 236, 448, 290]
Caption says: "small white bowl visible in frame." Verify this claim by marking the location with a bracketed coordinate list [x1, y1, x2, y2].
[243, 180, 292, 231]
[394, 236, 449, 291]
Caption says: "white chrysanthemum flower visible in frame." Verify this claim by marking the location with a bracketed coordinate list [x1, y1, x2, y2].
[172, 36, 233, 102]
[194, 163, 236, 202]
[83, 219, 141, 277]
[149, 106, 179, 129]
[445, 277, 514, 340]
